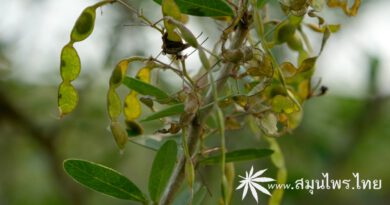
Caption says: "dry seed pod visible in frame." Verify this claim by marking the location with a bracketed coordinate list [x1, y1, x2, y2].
[222, 46, 253, 63]
[162, 32, 190, 55]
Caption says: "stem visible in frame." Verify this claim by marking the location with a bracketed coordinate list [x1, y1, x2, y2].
[115, 0, 164, 34]
[159, 3, 250, 204]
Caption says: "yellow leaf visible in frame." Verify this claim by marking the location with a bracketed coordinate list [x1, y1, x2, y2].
[327, 0, 361, 16]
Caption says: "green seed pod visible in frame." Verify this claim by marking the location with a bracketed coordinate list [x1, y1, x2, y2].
[287, 33, 303, 51]
[60, 44, 81, 81]
[58, 81, 79, 117]
[107, 88, 122, 120]
[276, 23, 296, 44]
[198, 49, 210, 70]
[109, 60, 129, 88]
[110, 121, 128, 150]
[71, 6, 96, 42]
[185, 159, 195, 188]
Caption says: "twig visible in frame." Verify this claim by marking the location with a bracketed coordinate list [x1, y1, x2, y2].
[159, 1, 250, 204]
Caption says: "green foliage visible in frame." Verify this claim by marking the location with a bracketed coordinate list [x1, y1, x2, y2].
[154, 0, 234, 16]
[200, 148, 274, 164]
[58, 0, 361, 204]
[63, 159, 146, 202]
[123, 77, 170, 101]
[148, 140, 178, 202]
[141, 103, 184, 122]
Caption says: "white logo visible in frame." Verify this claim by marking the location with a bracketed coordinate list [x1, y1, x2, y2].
[236, 166, 275, 203]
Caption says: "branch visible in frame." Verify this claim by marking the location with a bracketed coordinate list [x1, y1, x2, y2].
[159, 5, 250, 205]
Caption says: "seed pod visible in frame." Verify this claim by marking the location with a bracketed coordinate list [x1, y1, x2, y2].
[60, 44, 81, 81]
[109, 60, 129, 88]
[136, 67, 151, 83]
[70, 6, 96, 42]
[222, 46, 253, 63]
[107, 88, 122, 120]
[185, 159, 195, 188]
[198, 49, 210, 70]
[110, 121, 128, 150]
[58, 81, 79, 117]
[124, 91, 142, 121]
[276, 23, 296, 44]
[286, 33, 303, 51]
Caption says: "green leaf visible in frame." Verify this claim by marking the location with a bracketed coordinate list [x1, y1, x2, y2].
[60, 44, 81, 81]
[141, 103, 184, 122]
[123, 77, 170, 101]
[200, 148, 274, 164]
[71, 6, 96, 42]
[154, 0, 234, 17]
[58, 82, 78, 116]
[128, 134, 181, 151]
[149, 140, 178, 202]
[63, 159, 146, 202]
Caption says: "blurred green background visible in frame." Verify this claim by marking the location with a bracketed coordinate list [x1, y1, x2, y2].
[1, 0, 389, 204]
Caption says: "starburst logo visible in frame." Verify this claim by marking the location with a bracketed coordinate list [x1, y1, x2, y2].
[236, 166, 275, 203]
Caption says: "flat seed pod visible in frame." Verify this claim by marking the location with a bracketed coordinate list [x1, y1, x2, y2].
[60, 44, 81, 81]
[107, 88, 122, 120]
[124, 92, 142, 121]
[110, 60, 129, 88]
[58, 82, 79, 117]
[71, 6, 96, 42]
[110, 121, 128, 150]
[136, 67, 151, 83]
